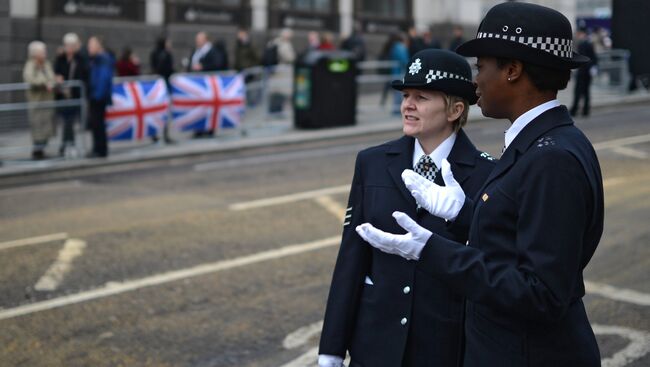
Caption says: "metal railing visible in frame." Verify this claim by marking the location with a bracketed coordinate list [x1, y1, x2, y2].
[0, 80, 87, 159]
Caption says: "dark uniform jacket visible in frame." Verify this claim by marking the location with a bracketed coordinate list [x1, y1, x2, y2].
[319, 130, 496, 367]
[418, 106, 604, 367]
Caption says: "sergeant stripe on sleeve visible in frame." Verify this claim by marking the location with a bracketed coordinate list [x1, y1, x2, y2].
[343, 207, 353, 226]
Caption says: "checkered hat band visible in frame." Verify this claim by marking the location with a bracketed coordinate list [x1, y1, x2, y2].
[425, 69, 472, 84]
[477, 32, 574, 58]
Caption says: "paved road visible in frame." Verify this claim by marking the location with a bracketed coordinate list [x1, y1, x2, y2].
[1, 104, 649, 367]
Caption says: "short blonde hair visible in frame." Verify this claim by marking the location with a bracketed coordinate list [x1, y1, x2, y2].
[443, 94, 469, 132]
[28, 40, 47, 58]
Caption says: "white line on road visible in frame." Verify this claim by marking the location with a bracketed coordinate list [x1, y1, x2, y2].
[34, 239, 87, 292]
[585, 281, 650, 307]
[610, 146, 649, 159]
[0, 180, 83, 196]
[283, 321, 323, 349]
[0, 233, 68, 251]
[229, 185, 349, 211]
[313, 195, 347, 222]
[0, 236, 340, 321]
[279, 346, 319, 367]
[593, 324, 650, 367]
[593, 133, 650, 151]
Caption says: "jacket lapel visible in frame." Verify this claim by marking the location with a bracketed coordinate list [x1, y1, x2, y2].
[481, 106, 574, 188]
[387, 135, 418, 216]
[446, 129, 477, 186]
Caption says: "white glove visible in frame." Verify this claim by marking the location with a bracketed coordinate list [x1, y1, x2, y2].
[318, 354, 345, 367]
[356, 211, 432, 260]
[402, 159, 465, 221]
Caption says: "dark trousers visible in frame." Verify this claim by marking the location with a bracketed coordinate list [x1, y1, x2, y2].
[59, 107, 79, 146]
[88, 100, 108, 157]
[570, 75, 591, 117]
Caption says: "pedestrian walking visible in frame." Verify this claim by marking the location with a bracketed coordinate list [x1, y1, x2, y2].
[86, 36, 114, 158]
[356, 3, 604, 366]
[266, 28, 296, 116]
[318, 49, 496, 367]
[570, 28, 598, 117]
[23, 40, 56, 160]
[54, 32, 88, 157]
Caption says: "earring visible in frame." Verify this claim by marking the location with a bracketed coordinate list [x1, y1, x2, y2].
[508, 77, 512, 81]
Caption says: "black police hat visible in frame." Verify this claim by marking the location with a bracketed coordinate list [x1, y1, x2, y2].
[391, 49, 478, 105]
[456, 2, 590, 69]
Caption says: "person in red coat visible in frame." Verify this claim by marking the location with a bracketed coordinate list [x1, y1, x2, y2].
[115, 47, 140, 77]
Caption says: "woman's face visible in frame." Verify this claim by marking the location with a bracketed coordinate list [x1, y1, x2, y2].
[401, 88, 454, 139]
[475, 56, 511, 119]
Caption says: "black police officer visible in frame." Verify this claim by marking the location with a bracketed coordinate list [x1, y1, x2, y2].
[357, 3, 604, 367]
[318, 49, 496, 367]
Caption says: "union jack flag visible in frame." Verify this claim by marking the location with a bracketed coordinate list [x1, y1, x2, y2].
[170, 73, 245, 133]
[105, 79, 170, 141]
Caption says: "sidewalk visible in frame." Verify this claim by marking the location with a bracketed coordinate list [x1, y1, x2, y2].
[1, 84, 649, 179]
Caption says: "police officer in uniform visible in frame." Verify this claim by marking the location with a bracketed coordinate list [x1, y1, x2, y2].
[318, 49, 496, 367]
[356, 3, 604, 367]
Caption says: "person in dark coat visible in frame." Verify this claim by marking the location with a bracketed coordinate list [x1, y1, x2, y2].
[150, 36, 175, 144]
[187, 31, 223, 72]
[234, 28, 259, 71]
[318, 49, 496, 367]
[357, 3, 604, 367]
[448, 25, 465, 52]
[407, 27, 426, 57]
[570, 28, 598, 117]
[54, 32, 88, 156]
[150, 36, 174, 83]
[340, 23, 366, 61]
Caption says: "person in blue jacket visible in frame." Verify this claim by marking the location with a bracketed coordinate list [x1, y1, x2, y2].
[87, 35, 114, 158]
[318, 49, 496, 367]
[356, 3, 604, 366]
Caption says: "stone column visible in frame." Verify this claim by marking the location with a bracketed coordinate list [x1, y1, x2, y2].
[146, 0, 165, 25]
[339, 0, 353, 36]
[251, 0, 267, 31]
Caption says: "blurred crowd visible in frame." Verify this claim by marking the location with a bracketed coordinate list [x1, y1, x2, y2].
[18, 24, 613, 161]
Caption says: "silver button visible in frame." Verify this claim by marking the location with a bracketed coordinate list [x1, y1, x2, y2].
[401, 317, 408, 325]
[403, 286, 411, 294]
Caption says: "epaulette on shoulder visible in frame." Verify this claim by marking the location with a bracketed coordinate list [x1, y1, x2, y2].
[479, 151, 497, 161]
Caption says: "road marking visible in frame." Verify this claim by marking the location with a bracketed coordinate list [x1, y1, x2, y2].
[603, 177, 629, 189]
[34, 239, 87, 292]
[281, 320, 350, 367]
[610, 146, 649, 159]
[313, 196, 347, 222]
[0, 233, 68, 251]
[229, 185, 349, 211]
[0, 236, 340, 321]
[279, 347, 319, 367]
[594, 133, 650, 151]
[585, 281, 650, 307]
[283, 321, 323, 349]
[0, 180, 83, 196]
[593, 324, 650, 367]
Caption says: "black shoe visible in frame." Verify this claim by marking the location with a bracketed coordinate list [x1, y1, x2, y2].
[32, 151, 46, 160]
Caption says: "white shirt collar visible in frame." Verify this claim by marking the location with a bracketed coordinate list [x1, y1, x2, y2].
[504, 99, 560, 151]
[192, 42, 213, 66]
[413, 133, 457, 169]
